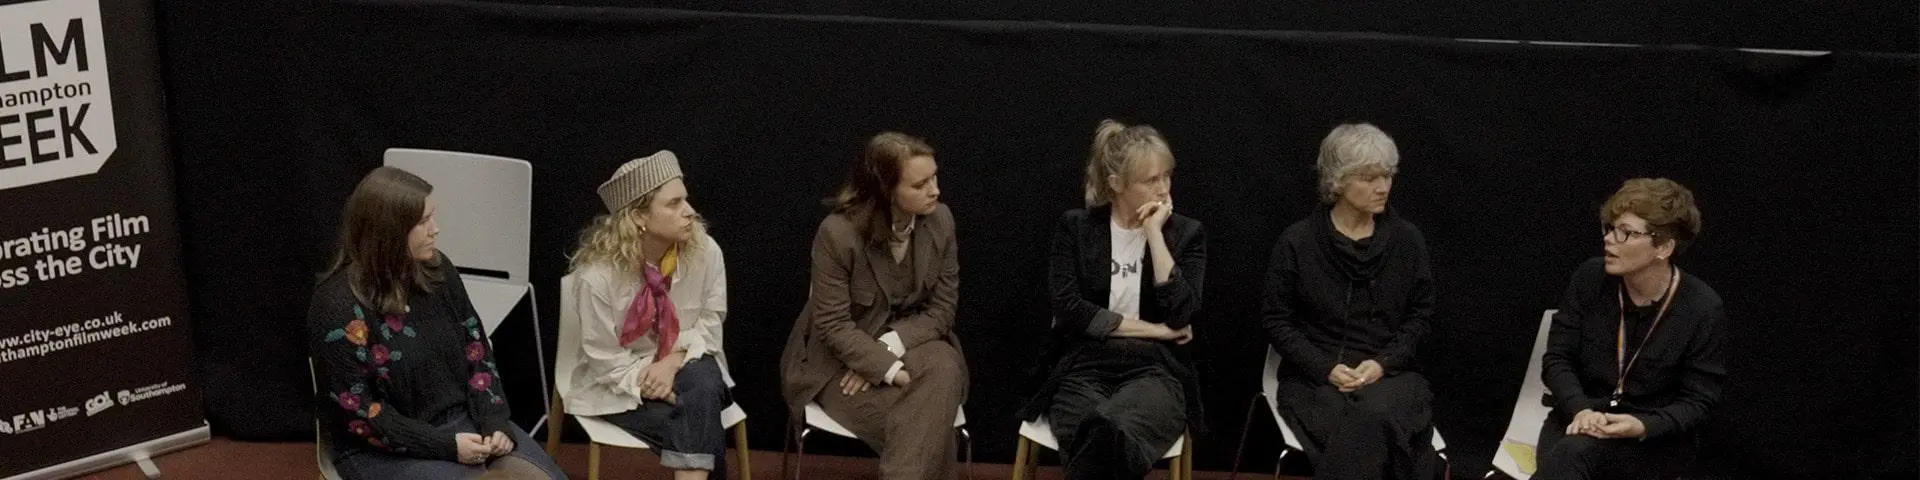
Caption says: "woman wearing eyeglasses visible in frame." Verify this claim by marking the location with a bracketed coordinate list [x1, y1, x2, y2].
[1535, 178, 1726, 480]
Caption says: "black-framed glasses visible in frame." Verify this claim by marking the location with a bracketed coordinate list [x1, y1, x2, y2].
[1602, 224, 1660, 243]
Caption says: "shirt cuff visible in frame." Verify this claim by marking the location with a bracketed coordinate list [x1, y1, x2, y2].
[884, 361, 905, 385]
[615, 358, 653, 398]
[679, 336, 708, 366]
[879, 332, 906, 357]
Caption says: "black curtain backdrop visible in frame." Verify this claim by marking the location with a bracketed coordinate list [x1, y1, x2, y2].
[484, 0, 1919, 54]
[158, 1, 1919, 477]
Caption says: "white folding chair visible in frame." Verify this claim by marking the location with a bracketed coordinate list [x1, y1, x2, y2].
[308, 358, 343, 480]
[1484, 310, 1558, 480]
[1009, 413, 1192, 480]
[383, 148, 549, 433]
[544, 274, 751, 480]
[780, 402, 971, 480]
[1230, 346, 1451, 479]
[779, 284, 974, 480]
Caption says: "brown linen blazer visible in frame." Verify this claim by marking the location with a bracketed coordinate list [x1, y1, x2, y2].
[779, 203, 965, 417]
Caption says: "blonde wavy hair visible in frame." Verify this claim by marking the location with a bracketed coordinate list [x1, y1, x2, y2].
[1082, 119, 1174, 207]
[568, 188, 709, 275]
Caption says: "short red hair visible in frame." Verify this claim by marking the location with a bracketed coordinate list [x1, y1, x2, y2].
[1601, 178, 1702, 254]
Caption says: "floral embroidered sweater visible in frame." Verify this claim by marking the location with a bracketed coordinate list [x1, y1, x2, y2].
[307, 253, 514, 462]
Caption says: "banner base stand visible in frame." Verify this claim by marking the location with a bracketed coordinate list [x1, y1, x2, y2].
[6, 423, 209, 480]
[136, 455, 160, 478]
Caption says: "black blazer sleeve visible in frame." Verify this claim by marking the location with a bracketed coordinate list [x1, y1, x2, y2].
[1542, 259, 1611, 415]
[1637, 298, 1726, 439]
[1049, 211, 1124, 338]
[1151, 220, 1206, 329]
[1377, 230, 1434, 372]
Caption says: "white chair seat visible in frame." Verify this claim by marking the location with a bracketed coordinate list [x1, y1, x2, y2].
[462, 276, 528, 335]
[574, 403, 749, 449]
[803, 402, 966, 438]
[1261, 347, 1448, 451]
[310, 359, 344, 480]
[315, 419, 343, 480]
[1017, 415, 1184, 459]
[551, 273, 753, 480]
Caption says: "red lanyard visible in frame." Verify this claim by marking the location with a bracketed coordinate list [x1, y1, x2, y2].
[1612, 266, 1680, 407]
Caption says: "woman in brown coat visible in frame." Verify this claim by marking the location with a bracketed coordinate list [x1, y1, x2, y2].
[780, 132, 967, 480]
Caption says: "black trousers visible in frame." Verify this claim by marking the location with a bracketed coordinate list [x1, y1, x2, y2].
[1534, 409, 1689, 480]
[1047, 363, 1186, 480]
[1274, 372, 1436, 480]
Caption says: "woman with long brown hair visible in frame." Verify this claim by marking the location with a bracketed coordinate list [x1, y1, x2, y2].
[780, 132, 967, 479]
[308, 166, 563, 479]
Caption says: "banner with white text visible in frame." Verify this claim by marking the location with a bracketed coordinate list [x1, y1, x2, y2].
[0, 0, 202, 477]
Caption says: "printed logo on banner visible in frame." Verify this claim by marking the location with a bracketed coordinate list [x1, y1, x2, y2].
[116, 381, 186, 407]
[0, 404, 78, 435]
[0, 0, 117, 191]
[83, 391, 111, 416]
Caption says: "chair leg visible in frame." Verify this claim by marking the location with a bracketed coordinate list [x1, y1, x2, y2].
[1176, 432, 1194, 480]
[1229, 394, 1261, 480]
[544, 391, 564, 457]
[587, 442, 602, 480]
[1275, 449, 1289, 479]
[957, 427, 973, 480]
[781, 421, 793, 480]
[734, 422, 752, 480]
[793, 427, 813, 480]
[1011, 436, 1032, 480]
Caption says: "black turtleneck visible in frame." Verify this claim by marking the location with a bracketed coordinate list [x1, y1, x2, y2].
[1262, 207, 1437, 385]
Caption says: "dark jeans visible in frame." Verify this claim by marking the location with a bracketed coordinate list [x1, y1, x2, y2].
[594, 356, 730, 476]
[334, 420, 565, 480]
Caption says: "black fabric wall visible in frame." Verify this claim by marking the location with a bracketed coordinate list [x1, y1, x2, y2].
[158, 1, 1919, 477]
[487, 0, 1920, 54]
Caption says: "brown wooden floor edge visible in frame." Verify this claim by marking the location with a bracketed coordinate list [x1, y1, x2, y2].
[71, 437, 1311, 480]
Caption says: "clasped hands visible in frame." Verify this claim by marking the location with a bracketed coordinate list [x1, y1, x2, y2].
[1327, 360, 1384, 393]
[1564, 408, 1648, 440]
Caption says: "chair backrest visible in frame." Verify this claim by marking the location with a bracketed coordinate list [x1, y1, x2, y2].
[554, 273, 585, 396]
[1262, 346, 1282, 400]
[383, 148, 532, 284]
[1493, 309, 1559, 479]
[1262, 346, 1304, 449]
[1518, 310, 1557, 409]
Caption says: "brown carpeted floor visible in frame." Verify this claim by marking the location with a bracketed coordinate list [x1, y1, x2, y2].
[74, 437, 1301, 479]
